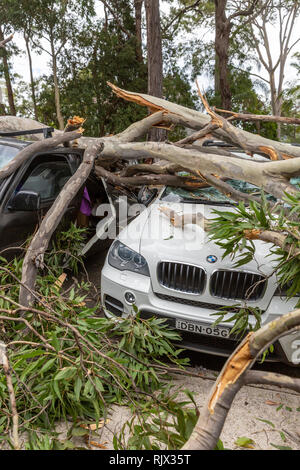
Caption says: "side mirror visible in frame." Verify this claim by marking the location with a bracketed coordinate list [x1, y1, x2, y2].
[137, 186, 158, 207]
[8, 190, 41, 212]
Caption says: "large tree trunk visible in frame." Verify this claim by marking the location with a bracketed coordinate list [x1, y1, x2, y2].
[145, 0, 165, 142]
[214, 0, 232, 111]
[134, 0, 144, 63]
[0, 25, 16, 116]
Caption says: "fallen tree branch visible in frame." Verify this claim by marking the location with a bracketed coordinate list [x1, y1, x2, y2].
[116, 111, 165, 142]
[160, 205, 300, 259]
[244, 370, 300, 393]
[119, 162, 184, 177]
[95, 165, 206, 189]
[175, 122, 219, 146]
[214, 107, 300, 126]
[201, 172, 263, 204]
[108, 82, 300, 159]
[99, 140, 299, 200]
[159, 206, 209, 231]
[196, 84, 284, 161]
[0, 130, 83, 180]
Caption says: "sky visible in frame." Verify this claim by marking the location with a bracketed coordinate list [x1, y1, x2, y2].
[4, 3, 300, 105]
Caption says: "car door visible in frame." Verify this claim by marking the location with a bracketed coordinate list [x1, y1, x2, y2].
[0, 152, 82, 255]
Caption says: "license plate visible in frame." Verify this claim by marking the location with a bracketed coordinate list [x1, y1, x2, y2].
[175, 319, 230, 338]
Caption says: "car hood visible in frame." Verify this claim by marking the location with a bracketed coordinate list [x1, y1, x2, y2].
[138, 200, 277, 277]
[117, 200, 280, 310]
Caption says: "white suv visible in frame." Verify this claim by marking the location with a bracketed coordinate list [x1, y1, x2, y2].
[100, 153, 300, 366]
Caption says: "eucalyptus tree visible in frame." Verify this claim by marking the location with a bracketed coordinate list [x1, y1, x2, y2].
[10, 0, 96, 130]
[162, 1, 268, 111]
[145, 0, 165, 141]
[0, 3, 17, 116]
[244, 0, 300, 139]
[1, 0, 39, 119]
[52, 0, 148, 136]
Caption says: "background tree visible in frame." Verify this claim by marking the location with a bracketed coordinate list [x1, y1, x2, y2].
[244, 0, 300, 139]
[134, 0, 144, 63]
[0, 22, 16, 115]
[1, 0, 39, 120]
[145, 0, 165, 141]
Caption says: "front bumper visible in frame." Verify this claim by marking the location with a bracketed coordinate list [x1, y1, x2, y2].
[101, 263, 300, 365]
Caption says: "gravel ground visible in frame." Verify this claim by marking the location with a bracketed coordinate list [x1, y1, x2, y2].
[51, 368, 300, 451]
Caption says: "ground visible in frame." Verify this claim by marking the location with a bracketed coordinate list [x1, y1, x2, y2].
[52, 363, 300, 450]
[77, 249, 300, 450]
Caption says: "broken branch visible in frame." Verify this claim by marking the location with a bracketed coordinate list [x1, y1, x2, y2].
[0, 341, 20, 450]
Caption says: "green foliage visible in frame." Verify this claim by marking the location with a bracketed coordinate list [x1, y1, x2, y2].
[209, 193, 273, 268]
[256, 417, 295, 450]
[114, 385, 225, 450]
[114, 389, 199, 450]
[44, 222, 88, 275]
[40, 1, 149, 135]
[24, 431, 75, 450]
[207, 189, 300, 342]
[0, 225, 193, 449]
[234, 436, 255, 449]
[211, 305, 263, 339]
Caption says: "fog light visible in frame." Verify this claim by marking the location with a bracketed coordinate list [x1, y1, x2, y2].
[124, 291, 136, 305]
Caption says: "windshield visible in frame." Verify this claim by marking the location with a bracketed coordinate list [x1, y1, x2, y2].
[0, 144, 20, 170]
[161, 177, 300, 205]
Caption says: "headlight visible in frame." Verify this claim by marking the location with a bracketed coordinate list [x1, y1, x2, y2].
[108, 240, 150, 276]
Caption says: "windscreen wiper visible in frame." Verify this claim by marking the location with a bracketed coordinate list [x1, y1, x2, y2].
[182, 198, 235, 206]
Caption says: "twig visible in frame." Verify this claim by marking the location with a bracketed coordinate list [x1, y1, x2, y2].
[0, 341, 20, 450]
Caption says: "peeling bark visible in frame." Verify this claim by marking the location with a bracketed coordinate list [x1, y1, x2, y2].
[98, 140, 299, 200]
[108, 83, 300, 159]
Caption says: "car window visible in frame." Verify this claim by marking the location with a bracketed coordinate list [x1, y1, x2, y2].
[161, 176, 300, 205]
[0, 144, 20, 169]
[19, 161, 72, 201]
[161, 180, 267, 204]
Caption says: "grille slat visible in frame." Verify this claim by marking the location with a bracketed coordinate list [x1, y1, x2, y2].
[210, 270, 266, 301]
[185, 266, 190, 292]
[233, 272, 241, 299]
[191, 266, 196, 292]
[154, 292, 265, 313]
[220, 271, 226, 297]
[158, 262, 206, 294]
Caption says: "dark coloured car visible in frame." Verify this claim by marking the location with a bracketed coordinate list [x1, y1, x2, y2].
[0, 129, 154, 258]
